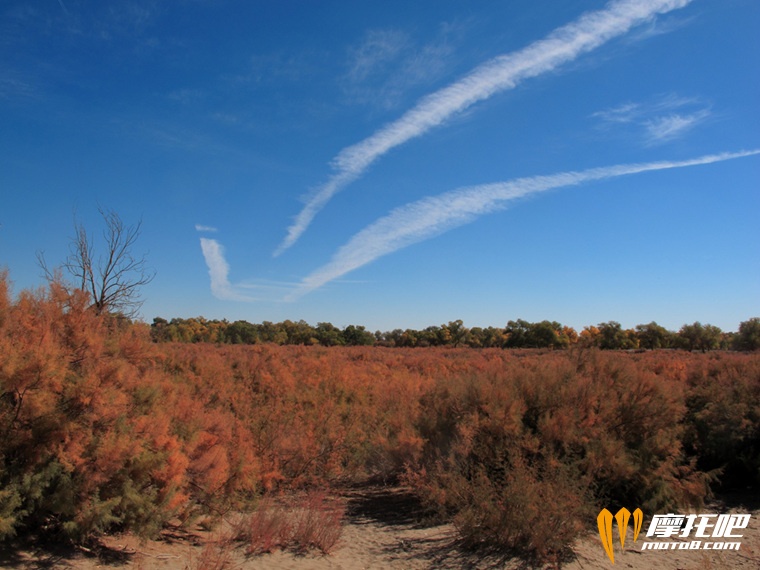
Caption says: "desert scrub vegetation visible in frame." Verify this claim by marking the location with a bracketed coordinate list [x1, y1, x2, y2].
[232, 491, 344, 555]
[1, 272, 758, 564]
[0, 274, 258, 541]
[404, 349, 709, 562]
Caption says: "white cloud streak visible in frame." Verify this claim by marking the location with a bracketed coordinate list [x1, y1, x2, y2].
[288, 150, 760, 300]
[644, 109, 711, 143]
[200, 238, 299, 302]
[346, 29, 410, 84]
[274, 0, 694, 256]
[195, 224, 218, 232]
[200, 238, 259, 302]
[342, 25, 458, 110]
[593, 94, 712, 144]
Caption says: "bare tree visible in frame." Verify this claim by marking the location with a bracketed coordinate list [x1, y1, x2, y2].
[39, 208, 155, 318]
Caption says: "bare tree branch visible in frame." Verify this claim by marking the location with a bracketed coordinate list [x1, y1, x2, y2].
[38, 208, 155, 318]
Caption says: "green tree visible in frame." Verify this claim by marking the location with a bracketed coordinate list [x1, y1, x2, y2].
[150, 317, 172, 342]
[734, 318, 760, 351]
[342, 325, 375, 346]
[398, 329, 419, 347]
[678, 322, 722, 352]
[225, 320, 259, 344]
[467, 327, 484, 348]
[415, 326, 440, 347]
[505, 320, 568, 349]
[597, 321, 637, 350]
[635, 321, 674, 349]
[527, 320, 567, 349]
[443, 320, 469, 347]
[381, 329, 405, 347]
[505, 319, 532, 348]
[482, 326, 508, 348]
[315, 322, 344, 346]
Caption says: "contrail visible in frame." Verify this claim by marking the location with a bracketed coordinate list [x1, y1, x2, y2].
[287, 149, 760, 299]
[200, 238, 299, 302]
[274, 0, 694, 256]
[200, 238, 259, 302]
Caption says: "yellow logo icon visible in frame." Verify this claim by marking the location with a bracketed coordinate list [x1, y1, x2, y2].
[597, 507, 643, 563]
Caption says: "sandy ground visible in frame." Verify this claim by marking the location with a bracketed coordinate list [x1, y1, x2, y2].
[2, 487, 758, 570]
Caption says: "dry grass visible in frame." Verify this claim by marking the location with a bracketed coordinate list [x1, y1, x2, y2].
[234, 491, 345, 556]
[187, 531, 237, 570]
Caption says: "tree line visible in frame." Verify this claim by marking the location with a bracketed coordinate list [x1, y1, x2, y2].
[31, 209, 760, 353]
[28, 208, 760, 353]
[150, 315, 760, 351]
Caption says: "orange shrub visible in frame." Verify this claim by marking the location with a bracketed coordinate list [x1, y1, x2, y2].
[405, 348, 712, 561]
[0, 275, 257, 540]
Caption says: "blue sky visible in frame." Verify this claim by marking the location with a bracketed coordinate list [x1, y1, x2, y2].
[1, 0, 758, 332]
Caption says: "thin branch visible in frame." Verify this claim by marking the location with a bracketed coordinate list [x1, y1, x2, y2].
[37, 208, 155, 318]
